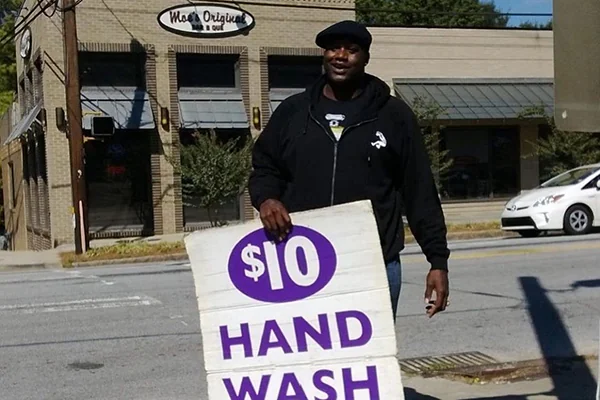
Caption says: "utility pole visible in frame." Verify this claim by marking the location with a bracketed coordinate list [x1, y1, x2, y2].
[63, 0, 89, 254]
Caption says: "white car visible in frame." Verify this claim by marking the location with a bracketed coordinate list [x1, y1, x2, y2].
[501, 163, 600, 238]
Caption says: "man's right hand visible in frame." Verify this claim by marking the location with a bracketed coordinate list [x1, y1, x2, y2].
[259, 199, 292, 241]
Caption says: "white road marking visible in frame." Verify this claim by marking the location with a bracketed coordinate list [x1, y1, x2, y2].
[65, 270, 114, 286]
[0, 295, 162, 314]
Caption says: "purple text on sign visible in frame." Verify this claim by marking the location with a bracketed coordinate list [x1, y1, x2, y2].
[222, 365, 380, 400]
[228, 225, 337, 303]
[220, 310, 372, 360]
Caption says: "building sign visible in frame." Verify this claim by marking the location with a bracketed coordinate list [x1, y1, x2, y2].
[185, 200, 405, 399]
[157, 3, 255, 38]
[19, 27, 32, 60]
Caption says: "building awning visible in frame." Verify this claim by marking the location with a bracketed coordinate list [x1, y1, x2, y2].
[269, 88, 305, 113]
[81, 87, 156, 130]
[393, 78, 554, 120]
[3, 101, 43, 145]
[178, 87, 249, 129]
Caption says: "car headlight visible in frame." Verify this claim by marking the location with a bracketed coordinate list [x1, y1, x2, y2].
[533, 194, 564, 207]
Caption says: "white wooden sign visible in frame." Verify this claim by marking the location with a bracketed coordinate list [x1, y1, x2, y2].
[185, 200, 404, 399]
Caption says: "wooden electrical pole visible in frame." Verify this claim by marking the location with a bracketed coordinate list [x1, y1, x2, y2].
[63, 0, 89, 254]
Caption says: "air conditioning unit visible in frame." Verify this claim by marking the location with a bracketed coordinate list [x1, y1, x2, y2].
[91, 116, 115, 137]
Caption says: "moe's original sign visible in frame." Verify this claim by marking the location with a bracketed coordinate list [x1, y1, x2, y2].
[185, 200, 405, 399]
[157, 3, 255, 38]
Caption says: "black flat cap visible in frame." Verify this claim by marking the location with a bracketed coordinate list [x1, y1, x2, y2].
[315, 20, 372, 52]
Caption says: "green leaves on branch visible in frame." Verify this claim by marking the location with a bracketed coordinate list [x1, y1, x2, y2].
[411, 95, 454, 192]
[0, 0, 21, 116]
[170, 130, 253, 227]
[519, 105, 600, 183]
[356, 0, 509, 28]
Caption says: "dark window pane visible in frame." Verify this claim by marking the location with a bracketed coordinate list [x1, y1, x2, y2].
[441, 126, 520, 200]
[490, 127, 520, 196]
[441, 127, 491, 200]
[84, 132, 152, 231]
[79, 52, 147, 88]
[177, 54, 238, 88]
[268, 55, 322, 88]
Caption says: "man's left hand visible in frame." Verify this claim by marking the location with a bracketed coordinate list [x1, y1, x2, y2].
[424, 269, 449, 318]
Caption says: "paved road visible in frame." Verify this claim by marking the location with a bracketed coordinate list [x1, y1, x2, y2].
[0, 235, 599, 399]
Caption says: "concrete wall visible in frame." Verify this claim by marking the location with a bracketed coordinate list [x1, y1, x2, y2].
[366, 27, 554, 86]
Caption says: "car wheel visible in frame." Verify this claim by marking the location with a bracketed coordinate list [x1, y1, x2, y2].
[518, 230, 541, 238]
[563, 205, 593, 235]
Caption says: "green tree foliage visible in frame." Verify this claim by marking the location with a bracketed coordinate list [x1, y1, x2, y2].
[0, 165, 3, 227]
[410, 95, 454, 192]
[357, 0, 509, 27]
[519, 19, 553, 29]
[0, 0, 22, 115]
[0, 0, 22, 227]
[172, 130, 253, 227]
[519, 106, 600, 182]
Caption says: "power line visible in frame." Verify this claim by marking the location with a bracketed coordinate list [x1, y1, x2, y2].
[82, 2, 552, 19]
[0, 0, 85, 48]
[0, 1, 42, 46]
[0, 2, 52, 47]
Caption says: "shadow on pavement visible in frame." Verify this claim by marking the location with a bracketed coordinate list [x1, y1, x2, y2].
[571, 278, 600, 289]
[404, 387, 441, 399]
[404, 277, 598, 400]
[459, 276, 599, 400]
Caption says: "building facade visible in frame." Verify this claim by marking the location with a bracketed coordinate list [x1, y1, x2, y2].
[366, 27, 554, 207]
[1, 0, 352, 250]
[1, 2, 556, 250]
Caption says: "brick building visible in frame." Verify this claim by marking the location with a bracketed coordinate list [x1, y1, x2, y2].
[0, 0, 556, 251]
[0, 0, 353, 250]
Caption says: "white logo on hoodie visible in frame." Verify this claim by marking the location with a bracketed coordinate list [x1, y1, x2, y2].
[371, 131, 387, 149]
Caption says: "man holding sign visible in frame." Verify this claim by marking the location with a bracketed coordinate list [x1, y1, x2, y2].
[249, 20, 450, 319]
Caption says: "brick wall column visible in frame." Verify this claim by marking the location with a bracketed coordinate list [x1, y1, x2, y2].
[153, 47, 176, 234]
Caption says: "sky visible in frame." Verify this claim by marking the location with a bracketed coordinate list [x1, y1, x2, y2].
[493, 0, 553, 26]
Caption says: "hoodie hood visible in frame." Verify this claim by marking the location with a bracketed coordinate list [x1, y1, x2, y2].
[306, 73, 392, 119]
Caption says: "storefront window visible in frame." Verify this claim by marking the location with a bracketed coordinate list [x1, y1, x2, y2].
[80, 52, 147, 88]
[176, 54, 247, 227]
[84, 132, 152, 232]
[79, 51, 153, 235]
[268, 55, 322, 88]
[441, 126, 520, 200]
[177, 54, 239, 88]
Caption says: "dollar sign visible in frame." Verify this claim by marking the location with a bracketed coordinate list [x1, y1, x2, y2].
[241, 243, 265, 282]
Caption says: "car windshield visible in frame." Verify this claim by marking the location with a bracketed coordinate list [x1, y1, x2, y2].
[540, 166, 600, 188]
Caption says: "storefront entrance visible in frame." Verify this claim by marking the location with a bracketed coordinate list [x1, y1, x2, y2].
[84, 131, 153, 235]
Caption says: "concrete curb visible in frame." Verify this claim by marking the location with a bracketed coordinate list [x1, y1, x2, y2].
[66, 253, 189, 268]
[0, 263, 59, 272]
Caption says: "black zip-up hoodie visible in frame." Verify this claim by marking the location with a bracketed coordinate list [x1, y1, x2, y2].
[248, 73, 450, 270]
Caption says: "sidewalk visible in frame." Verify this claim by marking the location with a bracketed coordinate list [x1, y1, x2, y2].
[0, 232, 188, 270]
[0, 249, 61, 269]
[403, 357, 598, 399]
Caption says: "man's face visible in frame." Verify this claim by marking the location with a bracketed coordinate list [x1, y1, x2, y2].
[322, 38, 368, 85]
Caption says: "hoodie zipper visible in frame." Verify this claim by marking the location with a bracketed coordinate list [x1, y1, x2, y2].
[309, 109, 378, 206]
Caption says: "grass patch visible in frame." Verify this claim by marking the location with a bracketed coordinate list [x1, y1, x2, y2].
[60, 241, 186, 267]
[405, 221, 500, 234]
